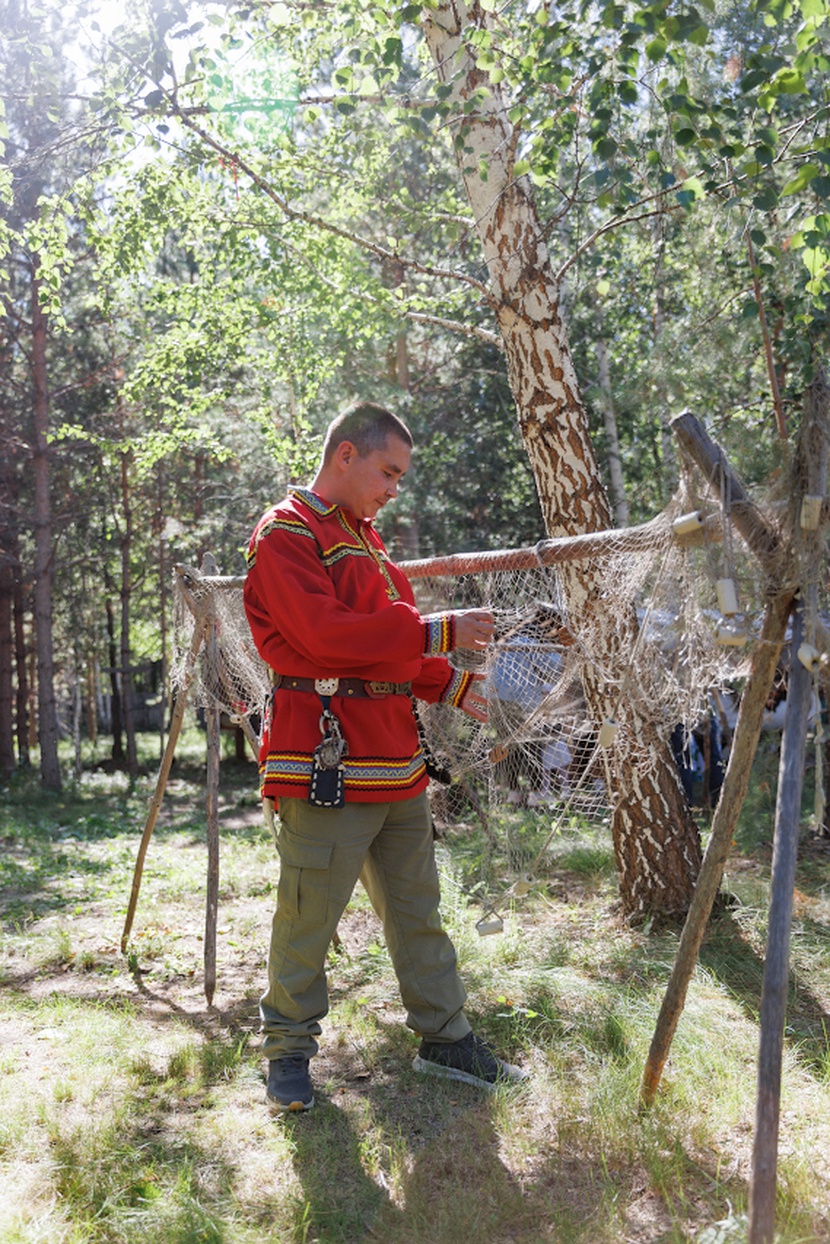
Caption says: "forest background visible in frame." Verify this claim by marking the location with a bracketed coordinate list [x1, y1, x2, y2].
[2, 0, 828, 803]
[2, 3, 830, 1242]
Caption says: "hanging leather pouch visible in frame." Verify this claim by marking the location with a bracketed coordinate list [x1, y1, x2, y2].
[308, 706, 347, 808]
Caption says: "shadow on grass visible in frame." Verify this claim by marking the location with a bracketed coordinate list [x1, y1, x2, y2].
[699, 909, 830, 1079]
[281, 1026, 758, 1244]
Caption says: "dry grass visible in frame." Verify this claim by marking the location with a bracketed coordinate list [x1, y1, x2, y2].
[0, 728, 828, 1243]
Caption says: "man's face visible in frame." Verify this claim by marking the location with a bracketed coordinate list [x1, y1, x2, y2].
[337, 434, 412, 521]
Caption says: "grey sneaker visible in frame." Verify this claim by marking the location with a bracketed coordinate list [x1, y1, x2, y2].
[266, 1056, 314, 1112]
[413, 1032, 528, 1091]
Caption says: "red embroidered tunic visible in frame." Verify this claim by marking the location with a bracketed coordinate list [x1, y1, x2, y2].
[244, 487, 474, 803]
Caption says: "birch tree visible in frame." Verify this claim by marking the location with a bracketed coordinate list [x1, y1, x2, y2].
[416, 1, 701, 914]
[95, 0, 826, 912]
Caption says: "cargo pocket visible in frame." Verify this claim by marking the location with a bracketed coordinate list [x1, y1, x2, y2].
[276, 833, 335, 922]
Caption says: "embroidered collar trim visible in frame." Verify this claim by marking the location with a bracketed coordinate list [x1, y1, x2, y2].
[290, 487, 338, 518]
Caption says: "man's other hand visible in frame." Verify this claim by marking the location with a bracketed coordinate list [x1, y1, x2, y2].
[460, 673, 488, 722]
[454, 609, 494, 651]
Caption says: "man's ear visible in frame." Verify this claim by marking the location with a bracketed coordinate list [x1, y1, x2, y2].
[335, 440, 356, 469]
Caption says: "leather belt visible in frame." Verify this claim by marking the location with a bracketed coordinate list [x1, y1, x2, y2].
[271, 674, 412, 699]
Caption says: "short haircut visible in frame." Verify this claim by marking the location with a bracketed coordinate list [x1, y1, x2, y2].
[322, 401, 413, 463]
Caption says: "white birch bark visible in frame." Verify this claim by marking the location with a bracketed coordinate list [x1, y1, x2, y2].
[422, 0, 701, 915]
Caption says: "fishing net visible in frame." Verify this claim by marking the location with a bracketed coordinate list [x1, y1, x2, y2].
[169, 476, 775, 865]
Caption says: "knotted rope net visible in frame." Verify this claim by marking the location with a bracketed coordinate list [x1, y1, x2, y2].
[170, 475, 781, 865]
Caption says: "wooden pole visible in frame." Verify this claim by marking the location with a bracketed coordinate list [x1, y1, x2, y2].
[748, 601, 812, 1243]
[640, 590, 792, 1105]
[198, 554, 222, 1006]
[639, 411, 793, 1105]
[121, 616, 205, 953]
[204, 686, 221, 1006]
[749, 373, 828, 1241]
[670, 412, 786, 580]
[177, 513, 724, 590]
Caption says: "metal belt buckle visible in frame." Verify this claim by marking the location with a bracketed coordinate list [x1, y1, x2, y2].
[366, 680, 392, 698]
[314, 678, 340, 696]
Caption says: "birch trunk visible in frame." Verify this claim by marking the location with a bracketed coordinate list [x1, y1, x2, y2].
[423, 1, 701, 915]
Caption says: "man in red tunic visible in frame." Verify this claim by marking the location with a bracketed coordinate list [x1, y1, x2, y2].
[244, 401, 527, 1110]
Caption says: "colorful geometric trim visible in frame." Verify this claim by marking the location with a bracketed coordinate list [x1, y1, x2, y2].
[439, 667, 473, 709]
[318, 539, 374, 569]
[260, 750, 427, 794]
[290, 486, 338, 517]
[246, 515, 318, 568]
[423, 614, 455, 656]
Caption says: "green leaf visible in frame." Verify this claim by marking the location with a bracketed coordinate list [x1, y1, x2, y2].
[618, 80, 639, 104]
[646, 36, 667, 61]
[800, 0, 828, 18]
[682, 175, 706, 200]
[753, 187, 779, 211]
[740, 68, 768, 92]
[774, 68, 808, 94]
[781, 163, 820, 195]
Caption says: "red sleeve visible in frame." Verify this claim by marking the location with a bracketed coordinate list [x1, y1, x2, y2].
[245, 521, 450, 676]
[413, 658, 476, 707]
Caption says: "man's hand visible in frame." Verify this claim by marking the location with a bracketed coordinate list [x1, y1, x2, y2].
[454, 608, 495, 651]
[460, 673, 488, 722]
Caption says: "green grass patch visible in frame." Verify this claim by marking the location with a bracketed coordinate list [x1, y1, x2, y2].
[0, 732, 828, 1243]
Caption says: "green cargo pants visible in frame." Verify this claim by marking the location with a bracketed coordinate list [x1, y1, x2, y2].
[260, 792, 471, 1060]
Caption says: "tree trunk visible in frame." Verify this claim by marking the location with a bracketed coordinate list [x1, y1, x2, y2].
[596, 337, 630, 527]
[157, 464, 168, 761]
[71, 641, 83, 778]
[30, 261, 62, 791]
[105, 588, 125, 762]
[422, 1, 701, 915]
[0, 410, 16, 773]
[14, 573, 30, 768]
[119, 448, 138, 775]
[86, 658, 98, 749]
[652, 221, 677, 497]
[0, 567, 14, 775]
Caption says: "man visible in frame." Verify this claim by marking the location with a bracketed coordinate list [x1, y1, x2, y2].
[244, 400, 527, 1111]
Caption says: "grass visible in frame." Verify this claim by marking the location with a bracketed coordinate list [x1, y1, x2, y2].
[0, 726, 828, 1242]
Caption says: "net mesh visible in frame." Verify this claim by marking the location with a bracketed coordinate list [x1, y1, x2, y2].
[405, 494, 764, 835]
[171, 566, 270, 725]
[170, 481, 776, 855]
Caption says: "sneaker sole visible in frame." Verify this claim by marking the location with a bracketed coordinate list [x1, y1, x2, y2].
[412, 1055, 527, 1091]
[267, 1091, 315, 1113]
